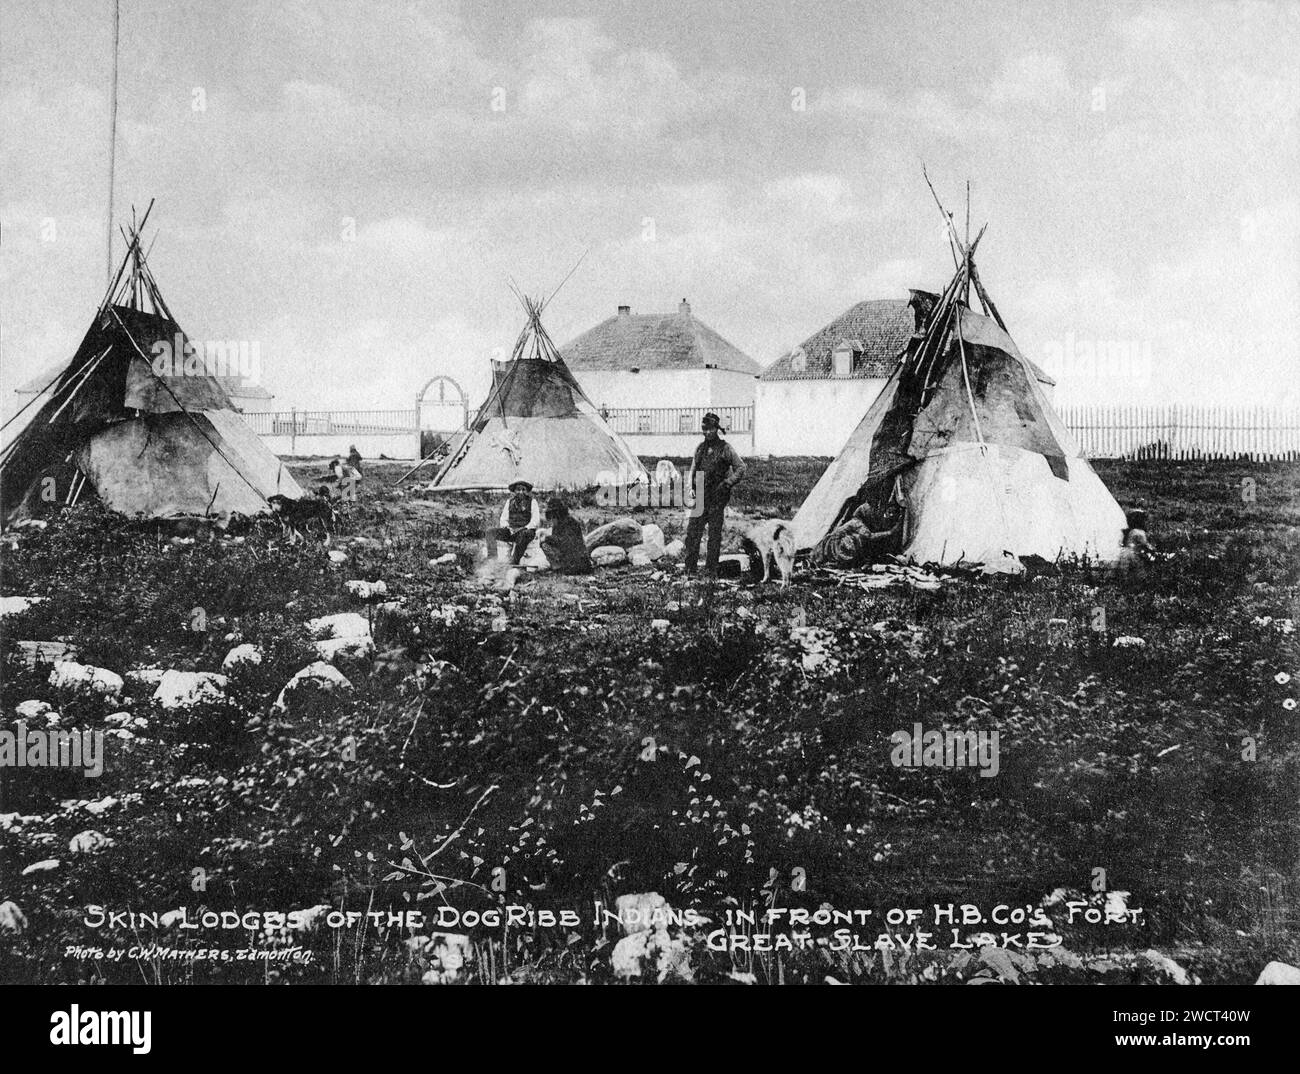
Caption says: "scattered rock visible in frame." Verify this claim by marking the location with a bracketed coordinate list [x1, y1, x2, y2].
[651, 619, 670, 633]
[222, 643, 263, 671]
[305, 611, 371, 640]
[591, 545, 627, 567]
[429, 553, 457, 566]
[1255, 960, 1300, 985]
[1140, 949, 1191, 985]
[15, 700, 55, 720]
[125, 668, 167, 692]
[345, 579, 388, 599]
[48, 662, 123, 698]
[0, 596, 45, 617]
[153, 670, 229, 709]
[0, 900, 27, 935]
[584, 517, 643, 551]
[69, 830, 114, 855]
[305, 611, 374, 660]
[20, 859, 61, 876]
[274, 662, 353, 710]
[662, 539, 685, 560]
[12, 640, 79, 667]
[327, 550, 348, 565]
[317, 636, 375, 660]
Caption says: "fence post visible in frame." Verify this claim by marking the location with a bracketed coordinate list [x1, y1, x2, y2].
[290, 408, 296, 453]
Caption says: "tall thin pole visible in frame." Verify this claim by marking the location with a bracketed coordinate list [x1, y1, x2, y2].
[106, 0, 120, 288]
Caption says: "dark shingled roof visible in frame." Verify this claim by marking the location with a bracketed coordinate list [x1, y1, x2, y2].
[762, 299, 914, 381]
[560, 304, 762, 376]
[761, 298, 1056, 386]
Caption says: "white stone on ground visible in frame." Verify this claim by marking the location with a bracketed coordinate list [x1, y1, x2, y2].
[153, 670, 229, 709]
[274, 662, 353, 710]
[221, 644, 263, 671]
[48, 662, 123, 698]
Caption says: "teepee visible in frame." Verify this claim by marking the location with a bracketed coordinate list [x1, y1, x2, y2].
[0, 206, 302, 525]
[427, 289, 648, 491]
[792, 185, 1125, 571]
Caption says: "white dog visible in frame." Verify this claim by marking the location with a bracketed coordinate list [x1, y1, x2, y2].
[745, 519, 796, 587]
[654, 459, 681, 486]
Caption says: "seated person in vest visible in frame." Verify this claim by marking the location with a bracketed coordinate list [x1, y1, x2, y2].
[539, 498, 593, 575]
[488, 480, 540, 565]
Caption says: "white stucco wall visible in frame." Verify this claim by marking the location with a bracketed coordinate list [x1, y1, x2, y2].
[265, 434, 416, 460]
[572, 368, 755, 410]
[622, 431, 754, 458]
[229, 395, 278, 414]
[754, 378, 886, 456]
[703, 369, 759, 406]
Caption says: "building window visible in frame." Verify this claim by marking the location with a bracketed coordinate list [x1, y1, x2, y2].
[678, 411, 694, 432]
[832, 343, 853, 377]
[637, 412, 652, 434]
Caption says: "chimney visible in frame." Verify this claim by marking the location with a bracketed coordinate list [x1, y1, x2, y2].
[617, 305, 631, 316]
[679, 298, 691, 316]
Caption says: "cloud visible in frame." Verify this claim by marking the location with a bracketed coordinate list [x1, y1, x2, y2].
[986, 53, 1071, 109]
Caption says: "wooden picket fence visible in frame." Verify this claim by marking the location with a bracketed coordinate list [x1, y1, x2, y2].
[1059, 405, 1300, 462]
[234, 404, 1300, 462]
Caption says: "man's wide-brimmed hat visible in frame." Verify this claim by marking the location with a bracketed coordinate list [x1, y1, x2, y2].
[509, 479, 534, 492]
[701, 412, 721, 429]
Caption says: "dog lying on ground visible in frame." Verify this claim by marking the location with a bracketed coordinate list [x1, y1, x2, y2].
[742, 518, 797, 587]
[267, 492, 337, 537]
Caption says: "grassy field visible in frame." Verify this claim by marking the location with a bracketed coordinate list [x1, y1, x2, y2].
[1, 455, 1296, 984]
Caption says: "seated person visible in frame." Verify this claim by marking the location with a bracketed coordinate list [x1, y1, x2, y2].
[812, 492, 905, 569]
[347, 444, 364, 476]
[487, 480, 540, 565]
[539, 499, 593, 575]
[330, 457, 363, 502]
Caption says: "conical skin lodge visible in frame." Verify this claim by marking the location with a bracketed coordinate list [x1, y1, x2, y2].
[792, 278, 1125, 571]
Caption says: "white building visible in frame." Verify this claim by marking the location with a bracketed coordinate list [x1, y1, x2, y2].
[755, 297, 1056, 456]
[560, 299, 761, 412]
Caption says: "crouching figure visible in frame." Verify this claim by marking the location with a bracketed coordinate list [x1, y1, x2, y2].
[539, 499, 593, 575]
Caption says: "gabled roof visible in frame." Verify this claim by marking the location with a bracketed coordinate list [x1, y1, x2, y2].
[761, 297, 1055, 386]
[560, 303, 762, 376]
[762, 299, 915, 381]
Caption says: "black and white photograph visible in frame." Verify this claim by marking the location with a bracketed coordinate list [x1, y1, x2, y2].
[0, 0, 1297, 1043]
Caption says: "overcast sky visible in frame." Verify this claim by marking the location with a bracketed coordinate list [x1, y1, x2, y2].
[2, 0, 1297, 414]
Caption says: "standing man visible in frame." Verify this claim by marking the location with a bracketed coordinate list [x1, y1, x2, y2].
[488, 479, 540, 565]
[684, 412, 746, 578]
